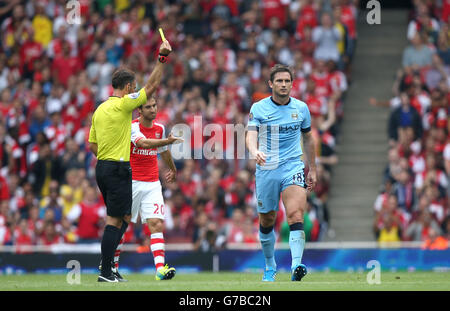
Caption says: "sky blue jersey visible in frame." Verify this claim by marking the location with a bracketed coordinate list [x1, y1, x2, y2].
[247, 96, 311, 168]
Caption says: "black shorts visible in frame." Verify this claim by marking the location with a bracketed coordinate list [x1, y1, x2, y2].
[95, 160, 132, 217]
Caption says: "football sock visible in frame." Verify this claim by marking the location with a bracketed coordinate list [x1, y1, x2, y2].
[150, 232, 165, 272]
[259, 225, 276, 270]
[113, 221, 128, 270]
[114, 237, 124, 270]
[289, 222, 305, 270]
[101, 225, 120, 276]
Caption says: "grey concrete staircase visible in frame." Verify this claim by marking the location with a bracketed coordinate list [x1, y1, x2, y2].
[325, 9, 408, 241]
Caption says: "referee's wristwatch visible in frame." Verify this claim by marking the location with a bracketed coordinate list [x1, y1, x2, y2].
[158, 53, 169, 63]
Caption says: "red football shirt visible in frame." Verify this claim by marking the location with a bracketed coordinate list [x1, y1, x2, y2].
[130, 119, 167, 182]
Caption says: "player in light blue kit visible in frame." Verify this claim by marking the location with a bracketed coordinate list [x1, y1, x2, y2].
[246, 64, 317, 282]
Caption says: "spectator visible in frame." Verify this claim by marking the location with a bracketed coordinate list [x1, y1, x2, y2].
[37, 220, 64, 245]
[29, 142, 62, 197]
[60, 168, 83, 216]
[39, 180, 63, 223]
[31, 2, 52, 48]
[402, 33, 435, 68]
[66, 185, 105, 243]
[28, 105, 51, 143]
[405, 209, 442, 241]
[388, 92, 423, 145]
[392, 169, 416, 213]
[193, 214, 226, 253]
[51, 40, 81, 87]
[86, 49, 115, 102]
[422, 228, 448, 250]
[312, 12, 342, 63]
[376, 212, 402, 243]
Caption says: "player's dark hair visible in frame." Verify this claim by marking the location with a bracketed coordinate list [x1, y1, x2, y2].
[269, 64, 293, 82]
[137, 95, 156, 111]
[111, 68, 135, 90]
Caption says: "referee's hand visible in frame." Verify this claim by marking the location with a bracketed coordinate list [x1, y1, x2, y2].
[159, 40, 172, 56]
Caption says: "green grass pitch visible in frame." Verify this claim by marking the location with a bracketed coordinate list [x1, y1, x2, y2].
[0, 271, 449, 291]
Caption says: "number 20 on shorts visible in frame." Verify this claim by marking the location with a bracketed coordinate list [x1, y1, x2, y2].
[153, 203, 165, 215]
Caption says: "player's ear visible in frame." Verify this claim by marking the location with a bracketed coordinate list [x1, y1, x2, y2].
[268, 80, 273, 89]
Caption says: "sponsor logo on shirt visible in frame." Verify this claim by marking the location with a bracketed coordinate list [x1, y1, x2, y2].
[279, 124, 300, 133]
[132, 147, 158, 156]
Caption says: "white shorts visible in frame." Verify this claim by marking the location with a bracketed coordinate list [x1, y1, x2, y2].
[131, 180, 165, 223]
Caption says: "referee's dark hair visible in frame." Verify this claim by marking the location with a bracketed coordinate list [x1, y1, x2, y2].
[269, 64, 293, 82]
[111, 68, 135, 90]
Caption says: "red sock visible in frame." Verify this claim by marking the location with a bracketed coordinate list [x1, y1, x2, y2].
[114, 237, 124, 269]
[150, 233, 165, 271]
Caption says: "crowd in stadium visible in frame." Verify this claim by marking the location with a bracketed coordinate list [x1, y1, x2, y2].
[371, 0, 450, 248]
[0, 0, 358, 248]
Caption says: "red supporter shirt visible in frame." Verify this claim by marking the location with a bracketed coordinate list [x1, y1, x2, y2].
[52, 55, 81, 86]
[443, 0, 450, 22]
[340, 5, 357, 39]
[262, 0, 288, 28]
[130, 119, 167, 182]
[311, 72, 332, 98]
[20, 40, 42, 73]
[76, 202, 105, 239]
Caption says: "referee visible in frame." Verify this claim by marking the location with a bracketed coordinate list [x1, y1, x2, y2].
[89, 40, 172, 282]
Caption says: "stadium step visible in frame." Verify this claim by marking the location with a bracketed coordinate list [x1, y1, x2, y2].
[324, 9, 408, 242]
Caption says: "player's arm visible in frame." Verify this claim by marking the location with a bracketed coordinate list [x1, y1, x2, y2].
[302, 130, 317, 191]
[246, 129, 266, 166]
[300, 103, 317, 191]
[246, 108, 266, 166]
[143, 40, 172, 98]
[136, 133, 183, 149]
[160, 150, 177, 183]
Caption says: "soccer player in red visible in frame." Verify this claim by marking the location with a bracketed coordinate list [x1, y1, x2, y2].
[113, 96, 182, 281]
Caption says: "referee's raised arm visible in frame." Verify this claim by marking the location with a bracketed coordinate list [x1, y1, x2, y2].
[144, 40, 172, 98]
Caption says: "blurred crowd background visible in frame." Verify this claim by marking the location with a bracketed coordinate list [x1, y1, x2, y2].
[0, 0, 360, 250]
[371, 0, 449, 249]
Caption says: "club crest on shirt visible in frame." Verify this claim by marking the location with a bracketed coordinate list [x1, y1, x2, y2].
[249, 113, 253, 121]
[291, 113, 298, 120]
[155, 133, 160, 138]
[128, 92, 140, 99]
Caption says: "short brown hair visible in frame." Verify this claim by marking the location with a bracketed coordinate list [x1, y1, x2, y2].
[269, 64, 293, 82]
[111, 68, 135, 89]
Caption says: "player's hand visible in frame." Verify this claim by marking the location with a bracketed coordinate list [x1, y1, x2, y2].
[254, 150, 266, 166]
[306, 168, 317, 192]
[167, 133, 184, 144]
[165, 169, 176, 183]
[159, 40, 172, 56]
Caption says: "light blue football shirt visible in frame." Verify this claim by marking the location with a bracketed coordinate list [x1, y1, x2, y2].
[247, 96, 311, 168]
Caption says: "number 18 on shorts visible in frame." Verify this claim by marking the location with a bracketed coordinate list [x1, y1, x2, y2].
[255, 159, 306, 213]
[131, 180, 165, 223]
